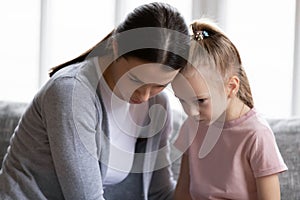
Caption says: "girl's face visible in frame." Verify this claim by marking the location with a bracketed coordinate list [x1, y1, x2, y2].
[105, 56, 179, 104]
[172, 65, 227, 125]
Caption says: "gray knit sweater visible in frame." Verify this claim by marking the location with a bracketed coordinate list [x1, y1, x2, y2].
[0, 58, 175, 200]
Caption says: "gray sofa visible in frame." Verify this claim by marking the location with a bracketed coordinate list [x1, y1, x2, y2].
[0, 101, 299, 199]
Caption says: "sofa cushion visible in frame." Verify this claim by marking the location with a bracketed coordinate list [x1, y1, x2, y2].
[0, 101, 27, 166]
[267, 118, 300, 200]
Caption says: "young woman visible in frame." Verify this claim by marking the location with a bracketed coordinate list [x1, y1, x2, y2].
[0, 3, 190, 200]
[173, 19, 287, 200]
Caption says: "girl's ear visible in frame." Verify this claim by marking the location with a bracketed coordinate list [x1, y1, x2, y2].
[226, 75, 240, 97]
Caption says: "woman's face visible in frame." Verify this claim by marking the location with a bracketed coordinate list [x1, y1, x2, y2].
[105, 56, 179, 104]
[172, 65, 227, 125]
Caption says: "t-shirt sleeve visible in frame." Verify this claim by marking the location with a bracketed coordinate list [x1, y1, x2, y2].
[249, 127, 288, 178]
[43, 77, 105, 200]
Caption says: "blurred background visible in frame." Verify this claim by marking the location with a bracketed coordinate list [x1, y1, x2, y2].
[0, 0, 299, 118]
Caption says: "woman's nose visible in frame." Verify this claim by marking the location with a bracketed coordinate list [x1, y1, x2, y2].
[136, 86, 151, 102]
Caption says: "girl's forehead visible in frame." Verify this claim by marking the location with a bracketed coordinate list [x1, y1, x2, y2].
[172, 70, 209, 97]
[173, 64, 226, 98]
[182, 65, 210, 84]
[183, 63, 225, 85]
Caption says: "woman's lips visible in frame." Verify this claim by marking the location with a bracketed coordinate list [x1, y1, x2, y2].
[130, 98, 142, 104]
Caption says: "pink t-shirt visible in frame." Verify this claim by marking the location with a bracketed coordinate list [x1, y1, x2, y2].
[176, 108, 287, 200]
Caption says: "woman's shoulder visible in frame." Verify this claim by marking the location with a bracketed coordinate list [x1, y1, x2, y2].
[42, 59, 98, 93]
[33, 59, 100, 108]
[49, 59, 97, 83]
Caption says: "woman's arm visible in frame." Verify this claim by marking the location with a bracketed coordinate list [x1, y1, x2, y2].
[44, 78, 105, 200]
[256, 174, 281, 200]
[174, 153, 192, 200]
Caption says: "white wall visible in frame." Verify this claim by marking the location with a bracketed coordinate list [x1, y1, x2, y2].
[0, 1, 40, 102]
[0, 0, 299, 118]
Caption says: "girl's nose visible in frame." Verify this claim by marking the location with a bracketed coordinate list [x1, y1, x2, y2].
[184, 103, 200, 118]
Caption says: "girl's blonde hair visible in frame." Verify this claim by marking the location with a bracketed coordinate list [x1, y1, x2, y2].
[189, 19, 254, 108]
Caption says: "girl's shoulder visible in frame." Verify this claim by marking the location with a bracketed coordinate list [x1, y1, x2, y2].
[245, 108, 273, 135]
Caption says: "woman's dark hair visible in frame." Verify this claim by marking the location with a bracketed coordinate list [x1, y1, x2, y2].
[49, 2, 189, 77]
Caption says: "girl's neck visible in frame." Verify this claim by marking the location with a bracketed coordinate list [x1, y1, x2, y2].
[225, 97, 250, 121]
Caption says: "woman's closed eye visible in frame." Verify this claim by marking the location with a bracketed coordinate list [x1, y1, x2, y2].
[128, 74, 143, 84]
[128, 74, 168, 90]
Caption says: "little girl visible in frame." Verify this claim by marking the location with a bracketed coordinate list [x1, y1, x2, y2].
[172, 19, 287, 200]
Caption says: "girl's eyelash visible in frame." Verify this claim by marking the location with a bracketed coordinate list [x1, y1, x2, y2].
[178, 98, 206, 105]
[197, 98, 207, 103]
[179, 98, 186, 104]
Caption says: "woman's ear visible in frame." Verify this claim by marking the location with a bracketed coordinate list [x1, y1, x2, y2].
[226, 75, 240, 97]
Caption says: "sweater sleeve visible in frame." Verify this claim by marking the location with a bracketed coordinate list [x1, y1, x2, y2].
[43, 77, 105, 200]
